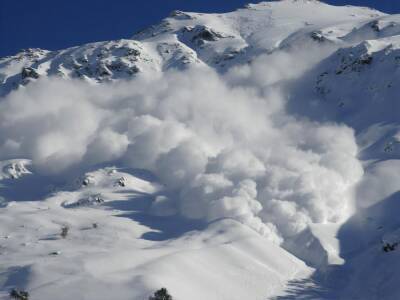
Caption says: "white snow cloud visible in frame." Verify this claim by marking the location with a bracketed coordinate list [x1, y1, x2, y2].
[0, 48, 363, 242]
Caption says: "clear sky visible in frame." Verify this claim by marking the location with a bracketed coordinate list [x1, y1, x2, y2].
[1, 0, 399, 57]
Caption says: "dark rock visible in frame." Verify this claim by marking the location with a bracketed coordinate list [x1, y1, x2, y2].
[169, 10, 192, 20]
[184, 25, 230, 46]
[127, 65, 140, 75]
[116, 177, 126, 187]
[358, 55, 373, 65]
[193, 27, 221, 42]
[21, 67, 39, 79]
[107, 61, 125, 71]
[371, 20, 381, 32]
[126, 48, 140, 56]
[311, 31, 326, 42]
[96, 64, 112, 77]
[63, 194, 104, 208]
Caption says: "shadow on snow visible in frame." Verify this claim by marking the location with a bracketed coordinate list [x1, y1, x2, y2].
[104, 190, 205, 242]
[274, 191, 400, 299]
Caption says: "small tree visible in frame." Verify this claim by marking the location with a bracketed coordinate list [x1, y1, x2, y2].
[10, 289, 29, 300]
[60, 225, 69, 239]
[149, 288, 173, 300]
[383, 242, 398, 252]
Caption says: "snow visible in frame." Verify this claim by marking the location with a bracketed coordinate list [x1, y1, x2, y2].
[0, 167, 311, 300]
[1, 0, 400, 299]
[0, 160, 31, 180]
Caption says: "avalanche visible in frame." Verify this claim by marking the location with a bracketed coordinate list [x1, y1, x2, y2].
[1, 1, 400, 299]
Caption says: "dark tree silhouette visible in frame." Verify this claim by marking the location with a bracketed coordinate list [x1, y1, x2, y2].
[149, 288, 173, 300]
[10, 289, 29, 300]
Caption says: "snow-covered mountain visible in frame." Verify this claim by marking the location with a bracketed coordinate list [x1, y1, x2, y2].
[1, 1, 400, 299]
[0, 0, 383, 96]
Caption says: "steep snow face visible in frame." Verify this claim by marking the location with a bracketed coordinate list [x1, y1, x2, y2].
[301, 35, 400, 128]
[1, 1, 400, 299]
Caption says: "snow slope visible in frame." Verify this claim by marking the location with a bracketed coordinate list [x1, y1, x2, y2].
[1, 1, 400, 299]
[0, 166, 311, 300]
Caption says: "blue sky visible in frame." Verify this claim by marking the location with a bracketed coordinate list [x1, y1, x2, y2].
[1, 0, 399, 57]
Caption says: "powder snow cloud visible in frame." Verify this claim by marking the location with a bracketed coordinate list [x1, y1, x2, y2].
[0, 48, 363, 243]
